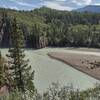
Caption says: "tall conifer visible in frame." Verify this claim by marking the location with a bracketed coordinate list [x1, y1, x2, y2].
[7, 18, 35, 93]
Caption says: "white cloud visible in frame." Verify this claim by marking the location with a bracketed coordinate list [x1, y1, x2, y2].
[54, 0, 66, 1]
[15, 1, 33, 7]
[9, 0, 34, 7]
[93, 3, 100, 5]
[41, 0, 66, 1]
[9, 0, 15, 1]
[43, 1, 73, 10]
[2, 5, 19, 10]
[8, 6, 19, 10]
[73, 0, 92, 6]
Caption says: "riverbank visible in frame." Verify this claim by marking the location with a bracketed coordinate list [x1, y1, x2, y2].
[48, 50, 100, 81]
[1, 48, 100, 93]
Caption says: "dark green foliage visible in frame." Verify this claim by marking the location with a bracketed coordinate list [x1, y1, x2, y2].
[0, 7, 100, 48]
[29, 23, 48, 48]
[0, 12, 12, 47]
[7, 18, 35, 93]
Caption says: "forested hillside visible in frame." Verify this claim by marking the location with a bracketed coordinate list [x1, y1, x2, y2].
[0, 7, 100, 48]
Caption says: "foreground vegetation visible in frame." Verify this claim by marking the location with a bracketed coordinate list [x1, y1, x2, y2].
[1, 83, 100, 100]
[0, 18, 35, 99]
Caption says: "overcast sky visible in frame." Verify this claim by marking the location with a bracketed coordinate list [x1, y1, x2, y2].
[0, 0, 100, 11]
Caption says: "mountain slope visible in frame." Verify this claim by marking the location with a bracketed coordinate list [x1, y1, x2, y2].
[76, 5, 100, 13]
[0, 7, 100, 48]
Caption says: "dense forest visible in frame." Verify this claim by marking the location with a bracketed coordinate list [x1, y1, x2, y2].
[1, 7, 100, 100]
[0, 7, 100, 48]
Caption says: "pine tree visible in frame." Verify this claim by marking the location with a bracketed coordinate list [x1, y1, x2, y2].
[7, 18, 35, 93]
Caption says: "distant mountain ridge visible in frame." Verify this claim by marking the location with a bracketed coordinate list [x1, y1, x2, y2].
[76, 5, 100, 13]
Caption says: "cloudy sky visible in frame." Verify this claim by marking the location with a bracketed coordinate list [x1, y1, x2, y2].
[0, 0, 100, 11]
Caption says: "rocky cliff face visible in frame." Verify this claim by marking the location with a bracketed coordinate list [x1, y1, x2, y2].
[0, 15, 11, 48]
[0, 18, 3, 44]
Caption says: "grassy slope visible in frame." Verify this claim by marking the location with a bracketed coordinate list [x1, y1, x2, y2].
[0, 8, 46, 31]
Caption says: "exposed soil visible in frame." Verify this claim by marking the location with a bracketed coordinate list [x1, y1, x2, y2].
[0, 86, 8, 97]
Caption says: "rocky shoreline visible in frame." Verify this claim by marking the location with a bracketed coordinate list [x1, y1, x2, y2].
[48, 52, 100, 81]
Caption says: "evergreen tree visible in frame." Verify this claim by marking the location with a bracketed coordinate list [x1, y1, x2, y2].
[7, 18, 35, 94]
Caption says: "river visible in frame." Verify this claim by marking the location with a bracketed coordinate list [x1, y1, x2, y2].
[0, 48, 99, 93]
